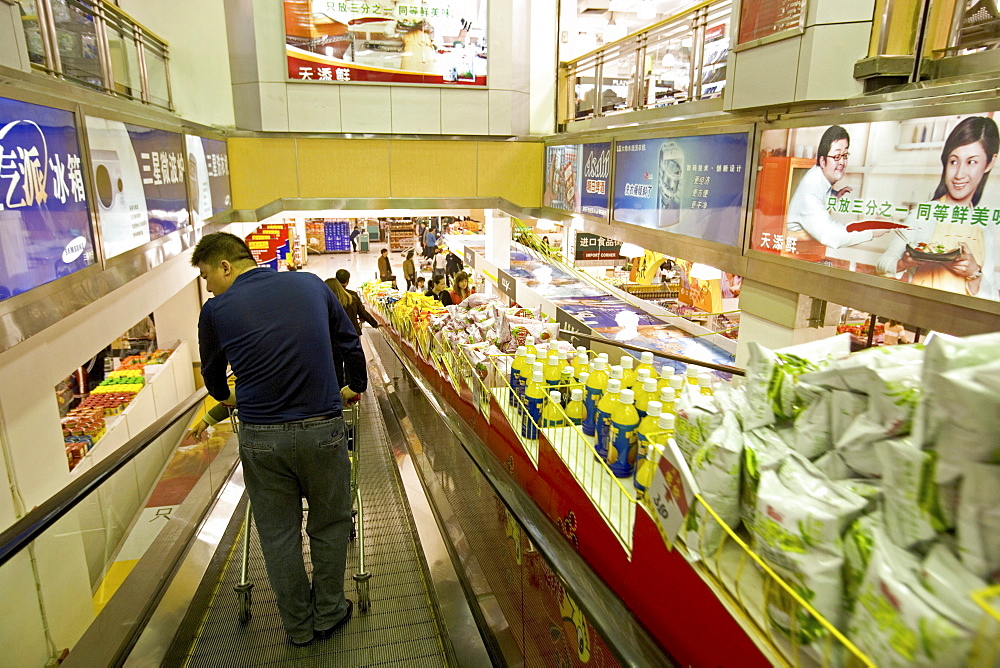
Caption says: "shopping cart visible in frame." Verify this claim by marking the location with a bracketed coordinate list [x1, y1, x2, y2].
[231, 403, 370, 625]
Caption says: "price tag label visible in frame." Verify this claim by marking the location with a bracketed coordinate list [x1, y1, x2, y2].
[646, 438, 697, 550]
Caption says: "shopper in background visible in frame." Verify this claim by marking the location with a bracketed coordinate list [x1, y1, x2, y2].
[402, 249, 417, 291]
[334, 269, 378, 335]
[192, 232, 364, 647]
[883, 320, 905, 345]
[449, 271, 474, 305]
[444, 249, 463, 283]
[349, 223, 362, 252]
[377, 248, 393, 284]
[423, 226, 437, 259]
[425, 274, 453, 306]
[431, 246, 448, 276]
[410, 276, 426, 293]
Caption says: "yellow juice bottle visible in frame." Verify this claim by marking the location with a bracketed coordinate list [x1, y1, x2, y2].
[659, 387, 676, 415]
[509, 345, 527, 406]
[583, 359, 608, 438]
[558, 366, 575, 404]
[572, 352, 590, 379]
[522, 370, 547, 440]
[594, 378, 621, 459]
[635, 368, 652, 388]
[619, 355, 637, 389]
[513, 353, 536, 410]
[633, 377, 659, 419]
[633, 400, 663, 496]
[540, 390, 567, 429]
[699, 372, 714, 396]
[636, 351, 656, 379]
[544, 355, 562, 388]
[657, 365, 676, 391]
[685, 365, 700, 386]
[608, 388, 640, 477]
[524, 335, 537, 359]
[565, 388, 586, 426]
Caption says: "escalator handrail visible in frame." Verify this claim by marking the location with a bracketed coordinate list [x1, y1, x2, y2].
[0, 385, 209, 569]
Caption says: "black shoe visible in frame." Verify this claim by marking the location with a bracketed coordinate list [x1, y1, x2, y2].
[288, 634, 314, 648]
[315, 600, 354, 641]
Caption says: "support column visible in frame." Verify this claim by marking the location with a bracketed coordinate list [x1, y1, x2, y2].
[735, 279, 842, 367]
[485, 209, 511, 271]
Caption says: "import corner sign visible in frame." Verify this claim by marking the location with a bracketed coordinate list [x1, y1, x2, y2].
[574, 232, 621, 261]
[496, 267, 516, 301]
[285, 0, 487, 86]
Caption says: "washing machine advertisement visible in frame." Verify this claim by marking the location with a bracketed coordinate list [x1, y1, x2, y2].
[612, 133, 749, 247]
[185, 135, 231, 226]
[0, 96, 95, 302]
[85, 117, 188, 259]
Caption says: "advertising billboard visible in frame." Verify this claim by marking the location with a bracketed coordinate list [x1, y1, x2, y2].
[612, 133, 749, 246]
[750, 114, 1000, 302]
[574, 232, 621, 261]
[85, 117, 189, 259]
[0, 96, 95, 302]
[544, 142, 611, 218]
[185, 135, 231, 225]
[284, 0, 487, 86]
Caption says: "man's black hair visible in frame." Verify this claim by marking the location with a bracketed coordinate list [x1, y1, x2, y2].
[380, 248, 388, 254]
[191, 232, 255, 267]
[431, 273, 445, 287]
[816, 126, 850, 167]
[335, 268, 351, 285]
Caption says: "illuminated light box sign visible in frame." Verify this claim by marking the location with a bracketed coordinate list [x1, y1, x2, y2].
[751, 114, 1000, 302]
[574, 232, 621, 261]
[0, 96, 95, 301]
[85, 117, 189, 259]
[285, 0, 487, 86]
[544, 142, 611, 218]
[612, 133, 749, 247]
[185, 135, 231, 225]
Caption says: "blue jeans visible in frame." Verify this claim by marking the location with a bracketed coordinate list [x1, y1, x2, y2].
[239, 416, 352, 643]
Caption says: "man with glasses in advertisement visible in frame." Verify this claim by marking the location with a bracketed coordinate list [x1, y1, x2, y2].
[786, 125, 887, 249]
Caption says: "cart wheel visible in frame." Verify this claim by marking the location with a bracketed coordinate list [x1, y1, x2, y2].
[235, 584, 253, 624]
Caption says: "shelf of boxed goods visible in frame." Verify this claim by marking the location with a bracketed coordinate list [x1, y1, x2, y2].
[67, 341, 195, 476]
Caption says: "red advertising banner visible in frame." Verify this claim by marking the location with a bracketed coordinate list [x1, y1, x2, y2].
[736, 0, 803, 45]
[284, 1, 487, 86]
[751, 114, 1000, 303]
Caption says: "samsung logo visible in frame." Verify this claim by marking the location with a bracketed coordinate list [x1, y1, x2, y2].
[61, 236, 87, 263]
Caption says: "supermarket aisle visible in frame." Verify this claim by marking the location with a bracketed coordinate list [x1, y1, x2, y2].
[305, 240, 420, 288]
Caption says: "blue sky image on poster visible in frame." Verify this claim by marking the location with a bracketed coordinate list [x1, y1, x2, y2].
[0, 96, 94, 302]
[612, 133, 748, 246]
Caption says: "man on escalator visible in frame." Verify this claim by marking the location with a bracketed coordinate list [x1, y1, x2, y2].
[191, 232, 366, 647]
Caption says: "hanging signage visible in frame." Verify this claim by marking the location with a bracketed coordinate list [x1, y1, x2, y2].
[751, 114, 1000, 303]
[574, 232, 621, 261]
[544, 144, 580, 212]
[544, 142, 611, 219]
[85, 117, 189, 259]
[185, 135, 231, 225]
[496, 267, 516, 301]
[0, 96, 95, 302]
[463, 244, 476, 269]
[736, 0, 803, 45]
[284, 0, 487, 86]
[612, 133, 748, 247]
[581, 142, 611, 218]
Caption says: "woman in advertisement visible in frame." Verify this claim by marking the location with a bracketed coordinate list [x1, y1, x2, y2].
[877, 116, 998, 300]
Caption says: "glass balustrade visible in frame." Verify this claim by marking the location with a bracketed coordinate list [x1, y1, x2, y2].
[561, 0, 732, 124]
[16, 0, 172, 110]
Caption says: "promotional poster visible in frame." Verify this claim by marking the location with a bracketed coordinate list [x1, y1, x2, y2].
[544, 143, 611, 218]
[612, 133, 748, 246]
[185, 135, 231, 226]
[86, 117, 189, 259]
[285, 0, 487, 85]
[580, 143, 611, 218]
[751, 114, 1000, 302]
[0, 97, 95, 302]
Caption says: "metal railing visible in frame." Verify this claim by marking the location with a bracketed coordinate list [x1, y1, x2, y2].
[17, 0, 172, 109]
[559, 0, 731, 124]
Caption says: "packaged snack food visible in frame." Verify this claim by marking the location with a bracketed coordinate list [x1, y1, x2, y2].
[740, 427, 790, 532]
[919, 542, 988, 629]
[876, 438, 946, 548]
[684, 410, 743, 561]
[956, 462, 1000, 581]
[848, 535, 974, 667]
[753, 452, 867, 640]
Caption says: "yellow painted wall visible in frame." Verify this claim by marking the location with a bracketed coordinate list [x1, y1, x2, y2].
[229, 138, 543, 210]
